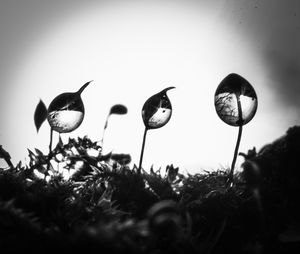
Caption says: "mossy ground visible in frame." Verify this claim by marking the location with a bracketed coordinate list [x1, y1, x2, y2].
[1, 129, 300, 254]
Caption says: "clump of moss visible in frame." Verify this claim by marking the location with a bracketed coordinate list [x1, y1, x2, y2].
[0, 128, 300, 254]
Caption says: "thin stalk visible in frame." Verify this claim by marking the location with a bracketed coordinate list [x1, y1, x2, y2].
[228, 94, 243, 187]
[228, 125, 243, 186]
[49, 128, 53, 154]
[47, 128, 54, 172]
[138, 128, 148, 175]
[101, 114, 110, 148]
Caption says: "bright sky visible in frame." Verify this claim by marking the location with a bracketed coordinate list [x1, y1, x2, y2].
[0, 0, 299, 172]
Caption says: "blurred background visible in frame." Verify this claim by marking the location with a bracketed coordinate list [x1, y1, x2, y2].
[0, 0, 299, 172]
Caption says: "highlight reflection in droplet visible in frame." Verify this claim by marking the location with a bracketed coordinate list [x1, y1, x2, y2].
[48, 110, 84, 133]
[47, 81, 92, 133]
[142, 87, 174, 129]
[214, 73, 257, 126]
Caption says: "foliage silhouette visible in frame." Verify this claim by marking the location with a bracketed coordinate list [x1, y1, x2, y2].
[215, 73, 258, 187]
[1, 127, 300, 253]
[101, 104, 128, 150]
[34, 99, 47, 132]
[139, 87, 175, 174]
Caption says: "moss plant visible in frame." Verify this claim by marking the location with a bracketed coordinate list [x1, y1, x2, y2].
[1, 127, 300, 253]
[138, 87, 175, 174]
[214, 73, 257, 187]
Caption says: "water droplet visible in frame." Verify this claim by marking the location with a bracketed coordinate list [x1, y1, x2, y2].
[48, 110, 84, 133]
[47, 81, 91, 133]
[147, 106, 172, 128]
[215, 73, 257, 126]
[142, 87, 175, 129]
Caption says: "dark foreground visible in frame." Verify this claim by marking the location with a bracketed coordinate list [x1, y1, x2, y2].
[1, 126, 300, 254]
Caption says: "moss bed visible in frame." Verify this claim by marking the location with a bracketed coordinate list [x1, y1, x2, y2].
[1, 126, 300, 253]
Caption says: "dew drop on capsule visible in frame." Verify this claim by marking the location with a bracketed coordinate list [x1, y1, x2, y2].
[214, 73, 257, 126]
[142, 87, 175, 129]
[47, 81, 92, 133]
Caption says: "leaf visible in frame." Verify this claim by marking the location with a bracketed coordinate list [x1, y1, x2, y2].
[0, 145, 11, 160]
[0, 145, 13, 167]
[109, 104, 128, 115]
[34, 99, 47, 132]
[34, 148, 44, 156]
[166, 164, 179, 183]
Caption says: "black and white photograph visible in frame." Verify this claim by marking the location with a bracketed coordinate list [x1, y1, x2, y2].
[0, 0, 299, 253]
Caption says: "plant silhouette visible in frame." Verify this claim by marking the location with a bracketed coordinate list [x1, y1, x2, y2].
[101, 104, 128, 150]
[34, 81, 92, 171]
[34, 99, 47, 133]
[215, 73, 257, 186]
[138, 87, 175, 174]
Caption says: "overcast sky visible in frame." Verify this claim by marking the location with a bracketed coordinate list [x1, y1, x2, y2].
[0, 0, 299, 172]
